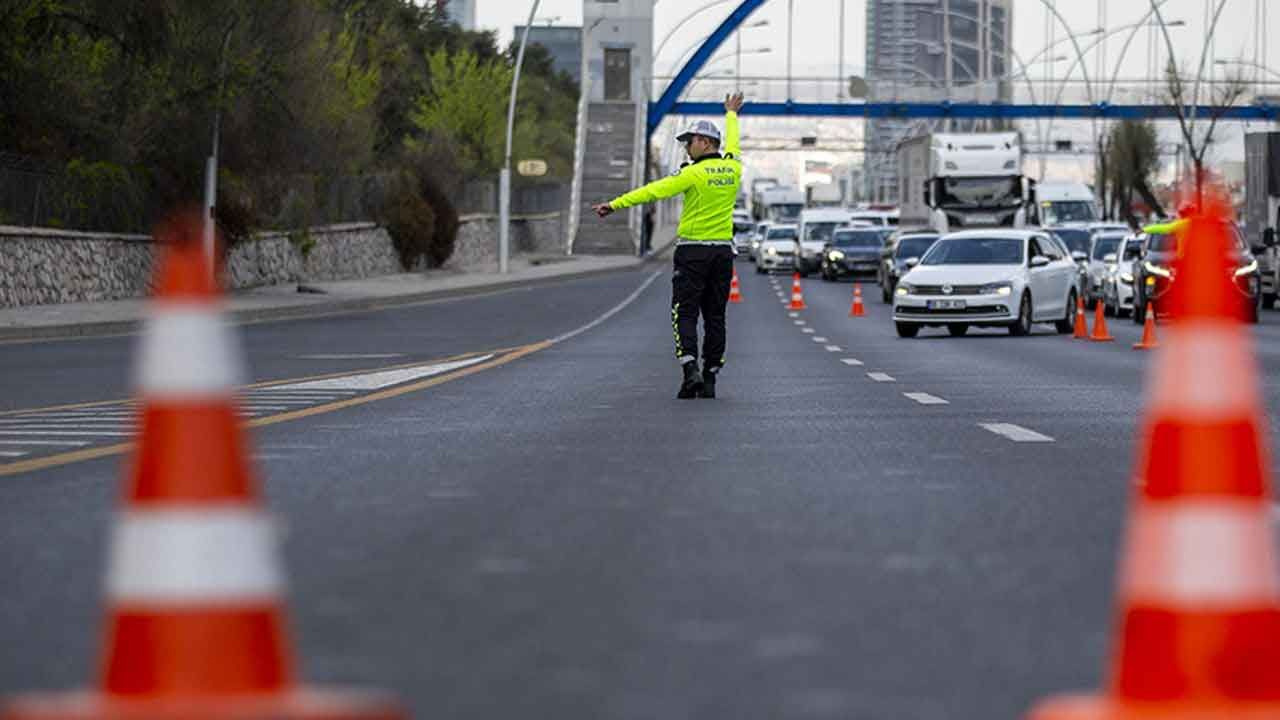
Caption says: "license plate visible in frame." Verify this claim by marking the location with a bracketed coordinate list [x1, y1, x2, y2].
[928, 299, 967, 310]
[967, 214, 997, 224]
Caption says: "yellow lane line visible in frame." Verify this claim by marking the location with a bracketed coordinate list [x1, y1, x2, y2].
[0, 341, 550, 477]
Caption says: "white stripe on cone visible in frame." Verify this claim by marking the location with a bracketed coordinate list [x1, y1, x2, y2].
[107, 508, 284, 603]
[1121, 500, 1278, 608]
[1147, 323, 1259, 421]
[135, 305, 245, 398]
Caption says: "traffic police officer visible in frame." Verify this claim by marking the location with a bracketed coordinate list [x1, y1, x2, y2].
[593, 92, 745, 399]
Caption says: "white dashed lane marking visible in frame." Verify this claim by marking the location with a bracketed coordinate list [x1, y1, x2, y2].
[825, 345, 843, 352]
[980, 423, 1054, 443]
[788, 312, 799, 318]
[904, 392, 949, 405]
[867, 372, 896, 382]
[840, 358, 864, 366]
[794, 320, 806, 326]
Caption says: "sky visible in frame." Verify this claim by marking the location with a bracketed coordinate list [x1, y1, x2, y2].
[474, 1, 1279, 182]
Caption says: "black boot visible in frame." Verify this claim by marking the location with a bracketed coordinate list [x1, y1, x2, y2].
[677, 361, 703, 399]
[699, 367, 718, 398]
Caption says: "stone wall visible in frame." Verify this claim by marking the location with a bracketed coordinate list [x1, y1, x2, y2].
[0, 212, 568, 308]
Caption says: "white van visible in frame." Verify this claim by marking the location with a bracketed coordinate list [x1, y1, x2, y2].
[1037, 182, 1099, 226]
[851, 209, 899, 227]
[795, 208, 855, 276]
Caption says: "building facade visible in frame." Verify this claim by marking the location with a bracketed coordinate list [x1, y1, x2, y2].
[582, 0, 655, 103]
[864, 0, 1013, 203]
[514, 25, 583, 84]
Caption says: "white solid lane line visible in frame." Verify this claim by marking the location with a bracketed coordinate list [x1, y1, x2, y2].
[980, 423, 1054, 443]
[904, 392, 949, 405]
[0, 439, 89, 446]
[825, 345, 843, 352]
[294, 353, 406, 360]
[268, 354, 495, 392]
[0, 451, 27, 457]
[840, 358, 864, 366]
[867, 372, 896, 382]
[0, 430, 133, 436]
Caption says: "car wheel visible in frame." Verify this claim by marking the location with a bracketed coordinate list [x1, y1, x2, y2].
[1103, 299, 1115, 317]
[947, 323, 969, 337]
[1009, 292, 1032, 336]
[895, 322, 920, 338]
[1054, 290, 1077, 334]
[756, 265, 766, 275]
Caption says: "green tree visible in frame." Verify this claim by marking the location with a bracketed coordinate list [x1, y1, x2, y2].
[1105, 120, 1162, 225]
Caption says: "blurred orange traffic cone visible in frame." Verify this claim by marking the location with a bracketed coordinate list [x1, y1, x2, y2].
[1028, 187, 1280, 720]
[788, 273, 807, 310]
[849, 284, 865, 317]
[1090, 299, 1114, 342]
[2, 212, 404, 720]
[729, 268, 743, 304]
[1133, 303, 1159, 350]
[1072, 296, 1089, 339]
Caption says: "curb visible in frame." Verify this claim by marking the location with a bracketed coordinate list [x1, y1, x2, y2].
[0, 256, 655, 343]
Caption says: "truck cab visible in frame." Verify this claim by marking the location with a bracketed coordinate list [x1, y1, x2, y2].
[899, 132, 1036, 233]
[1245, 132, 1280, 308]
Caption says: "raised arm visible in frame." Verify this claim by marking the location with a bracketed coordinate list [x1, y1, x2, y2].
[723, 92, 743, 160]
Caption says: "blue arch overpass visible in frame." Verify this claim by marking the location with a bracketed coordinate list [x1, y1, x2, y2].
[649, 0, 1280, 138]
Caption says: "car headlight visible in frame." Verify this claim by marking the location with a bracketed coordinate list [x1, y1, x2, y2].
[1143, 261, 1172, 279]
[979, 282, 1013, 296]
[1235, 259, 1258, 278]
[895, 282, 914, 297]
[1120, 272, 1134, 284]
[766, 247, 778, 256]
[828, 250, 845, 262]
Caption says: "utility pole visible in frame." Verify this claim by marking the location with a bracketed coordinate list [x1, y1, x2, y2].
[837, 0, 845, 101]
[942, 0, 953, 131]
[786, 0, 793, 101]
[499, 0, 542, 275]
[203, 19, 235, 280]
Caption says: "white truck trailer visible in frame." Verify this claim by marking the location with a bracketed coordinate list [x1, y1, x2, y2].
[753, 186, 805, 224]
[896, 131, 1037, 233]
[1246, 132, 1280, 309]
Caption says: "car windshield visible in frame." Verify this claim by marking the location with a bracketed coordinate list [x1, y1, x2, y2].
[1122, 241, 1143, 261]
[895, 235, 939, 259]
[921, 237, 1024, 265]
[937, 176, 1022, 209]
[804, 221, 846, 243]
[1042, 201, 1097, 224]
[832, 230, 881, 248]
[1051, 229, 1091, 255]
[1146, 231, 1177, 253]
[771, 204, 803, 221]
[1091, 236, 1122, 260]
[767, 227, 797, 240]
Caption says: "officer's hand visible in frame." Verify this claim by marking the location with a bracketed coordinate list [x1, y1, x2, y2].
[592, 202, 614, 218]
[725, 92, 745, 113]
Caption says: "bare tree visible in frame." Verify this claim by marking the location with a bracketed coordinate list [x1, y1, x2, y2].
[1162, 57, 1250, 202]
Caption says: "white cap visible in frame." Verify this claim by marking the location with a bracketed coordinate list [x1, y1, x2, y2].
[676, 119, 721, 144]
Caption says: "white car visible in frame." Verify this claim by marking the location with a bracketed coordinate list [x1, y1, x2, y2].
[893, 230, 1080, 338]
[748, 222, 771, 261]
[795, 208, 854, 276]
[1101, 234, 1144, 317]
[755, 225, 798, 273]
[1084, 231, 1128, 307]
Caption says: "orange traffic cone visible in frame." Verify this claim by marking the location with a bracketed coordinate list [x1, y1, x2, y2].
[1072, 296, 1089, 339]
[2, 212, 404, 720]
[1089, 298, 1114, 342]
[1132, 303, 1159, 350]
[729, 268, 743, 304]
[1028, 186, 1280, 720]
[849, 283, 865, 317]
[788, 273, 807, 310]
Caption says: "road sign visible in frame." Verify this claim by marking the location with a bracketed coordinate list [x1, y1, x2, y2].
[517, 159, 548, 177]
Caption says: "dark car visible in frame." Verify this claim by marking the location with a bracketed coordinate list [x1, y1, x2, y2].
[877, 231, 940, 303]
[1132, 219, 1261, 324]
[820, 227, 891, 281]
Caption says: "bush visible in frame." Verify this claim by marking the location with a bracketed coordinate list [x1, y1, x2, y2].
[418, 174, 458, 268]
[380, 171, 437, 270]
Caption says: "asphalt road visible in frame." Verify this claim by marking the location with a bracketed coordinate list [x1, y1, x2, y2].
[3, 260, 1280, 718]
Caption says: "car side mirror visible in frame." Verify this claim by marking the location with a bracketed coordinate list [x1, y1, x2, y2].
[1265, 228, 1277, 247]
[905, 257, 920, 268]
[1071, 251, 1088, 262]
[1029, 255, 1050, 268]
[1103, 253, 1117, 264]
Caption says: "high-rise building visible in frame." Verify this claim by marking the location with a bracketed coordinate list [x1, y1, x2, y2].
[439, 0, 476, 31]
[864, 0, 1013, 203]
[514, 25, 583, 83]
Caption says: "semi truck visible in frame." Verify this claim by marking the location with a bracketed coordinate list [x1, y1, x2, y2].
[805, 182, 844, 208]
[1245, 131, 1280, 309]
[752, 186, 805, 223]
[896, 131, 1037, 233]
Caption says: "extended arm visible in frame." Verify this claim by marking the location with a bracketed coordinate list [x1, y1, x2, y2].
[593, 169, 696, 217]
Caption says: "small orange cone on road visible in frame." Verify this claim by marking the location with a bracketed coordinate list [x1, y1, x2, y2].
[788, 272, 807, 310]
[1132, 302, 1159, 350]
[2, 211, 404, 720]
[1028, 184, 1280, 720]
[729, 268, 743, 304]
[849, 283, 865, 317]
[1072, 296, 1089, 339]
[1089, 298, 1114, 342]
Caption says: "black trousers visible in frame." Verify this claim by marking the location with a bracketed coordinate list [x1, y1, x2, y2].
[671, 243, 734, 368]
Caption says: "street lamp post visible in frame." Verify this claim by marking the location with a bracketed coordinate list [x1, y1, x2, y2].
[499, 0, 542, 275]
[203, 19, 235, 279]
